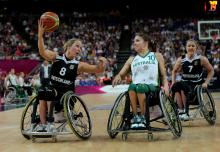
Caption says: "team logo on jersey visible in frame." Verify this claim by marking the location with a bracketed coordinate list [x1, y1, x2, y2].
[143, 65, 148, 70]
[69, 65, 74, 69]
[194, 61, 198, 66]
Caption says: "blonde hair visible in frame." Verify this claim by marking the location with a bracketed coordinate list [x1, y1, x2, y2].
[186, 39, 198, 48]
[63, 38, 81, 52]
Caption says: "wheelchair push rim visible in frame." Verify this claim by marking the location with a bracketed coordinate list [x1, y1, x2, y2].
[63, 91, 92, 139]
[107, 92, 127, 139]
[197, 86, 216, 125]
[159, 91, 182, 138]
[20, 96, 38, 140]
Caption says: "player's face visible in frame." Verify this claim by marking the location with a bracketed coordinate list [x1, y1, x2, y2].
[186, 41, 196, 56]
[69, 40, 82, 57]
[133, 36, 146, 52]
[11, 69, 15, 74]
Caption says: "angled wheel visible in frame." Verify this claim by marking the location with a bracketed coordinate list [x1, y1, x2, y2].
[107, 92, 128, 139]
[4, 86, 16, 103]
[20, 96, 39, 139]
[63, 91, 92, 140]
[159, 90, 182, 138]
[197, 86, 216, 125]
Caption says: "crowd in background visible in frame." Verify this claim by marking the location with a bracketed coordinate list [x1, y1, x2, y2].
[0, 12, 220, 91]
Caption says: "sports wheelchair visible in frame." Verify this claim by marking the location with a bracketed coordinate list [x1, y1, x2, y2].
[107, 90, 182, 141]
[176, 85, 216, 125]
[4, 85, 34, 103]
[20, 91, 92, 142]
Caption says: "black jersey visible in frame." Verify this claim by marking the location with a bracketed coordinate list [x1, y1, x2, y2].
[181, 54, 203, 83]
[50, 54, 79, 92]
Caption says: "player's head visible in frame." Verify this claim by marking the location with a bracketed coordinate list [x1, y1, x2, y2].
[10, 68, 15, 74]
[133, 32, 156, 52]
[63, 38, 82, 58]
[133, 32, 149, 52]
[186, 39, 197, 56]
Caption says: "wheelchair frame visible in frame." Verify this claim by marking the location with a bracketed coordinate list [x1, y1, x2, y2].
[107, 90, 182, 141]
[3, 85, 32, 104]
[20, 91, 92, 142]
[179, 85, 216, 125]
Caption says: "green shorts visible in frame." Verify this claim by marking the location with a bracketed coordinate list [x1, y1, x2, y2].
[128, 83, 160, 93]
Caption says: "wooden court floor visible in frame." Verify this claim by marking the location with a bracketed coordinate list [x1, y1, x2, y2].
[0, 92, 220, 152]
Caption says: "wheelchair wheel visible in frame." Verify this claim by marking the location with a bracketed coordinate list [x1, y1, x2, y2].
[63, 91, 92, 139]
[197, 86, 216, 125]
[20, 96, 39, 139]
[159, 91, 182, 138]
[4, 86, 16, 103]
[107, 92, 127, 139]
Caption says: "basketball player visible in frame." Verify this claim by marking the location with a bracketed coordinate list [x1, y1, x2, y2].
[171, 39, 214, 121]
[36, 20, 107, 132]
[112, 32, 169, 129]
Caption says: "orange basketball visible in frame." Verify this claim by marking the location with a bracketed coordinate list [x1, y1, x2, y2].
[40, 12, 59, 32]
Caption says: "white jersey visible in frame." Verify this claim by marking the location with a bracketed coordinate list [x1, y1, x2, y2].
[131, 52, 160, 86]
[8, 74, 18, 86]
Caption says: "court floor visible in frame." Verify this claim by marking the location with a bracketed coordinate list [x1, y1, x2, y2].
[0, 92, 220, 152]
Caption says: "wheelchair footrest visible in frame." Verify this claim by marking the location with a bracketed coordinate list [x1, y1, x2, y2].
[32, 134, 53, 138]
[120, 129, 149, 134]
[22, 130, 58, 137]
[150, 126, 170, 132]
[120, 126, 170, 133]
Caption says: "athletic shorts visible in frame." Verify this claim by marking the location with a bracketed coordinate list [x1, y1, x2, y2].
[171, 81, 200, 100]
[128, 83, 160, 94]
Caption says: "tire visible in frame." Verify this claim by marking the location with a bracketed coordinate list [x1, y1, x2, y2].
[63, 91, 92, 139]
[107, 92, 127, 138]
[20, 96, 39, 139]
[159, 91, 182, 138]
[4, 87, 16, 103]
[197, 86, 216, 125]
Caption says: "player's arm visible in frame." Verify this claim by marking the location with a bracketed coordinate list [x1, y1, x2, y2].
[4, 75, 9, 88]
[172, 57, 182, 84]
[38, 20, 57, 61]
[201, 56, 214, 87]
[156, 52, 169, 95]
[78, 57, 107, 73]
[112, 56, 133, 87]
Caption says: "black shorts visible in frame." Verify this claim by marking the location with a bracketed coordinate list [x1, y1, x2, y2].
[171, 81, 200, 100]
[38, 86, 73, 112]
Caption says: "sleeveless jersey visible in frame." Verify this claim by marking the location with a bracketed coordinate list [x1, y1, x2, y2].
[50, 54, 79, 92]
[181, 54, 203, 83]
[131, 52, 160, 86]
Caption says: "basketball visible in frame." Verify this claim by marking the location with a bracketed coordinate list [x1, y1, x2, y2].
[40, 12, 59, 32]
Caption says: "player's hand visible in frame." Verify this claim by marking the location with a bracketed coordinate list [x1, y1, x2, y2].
[98, 57, 107, 65]
[162, 85, 169, 96]
[112, 75, 121, 87]
[170, 82, 175, 88]
[202, 82, 208, 88]
[38, 20, 46, 37]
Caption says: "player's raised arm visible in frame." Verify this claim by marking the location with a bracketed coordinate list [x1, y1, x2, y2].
[38, 20, 57, 61]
